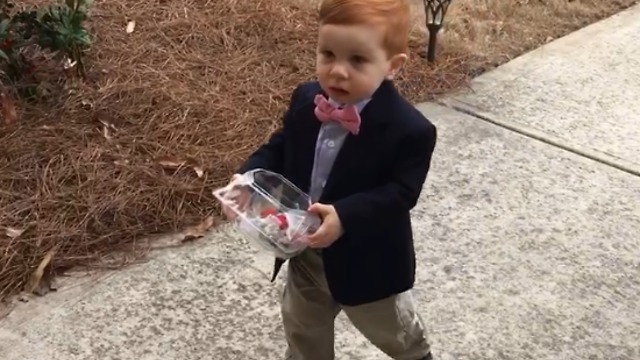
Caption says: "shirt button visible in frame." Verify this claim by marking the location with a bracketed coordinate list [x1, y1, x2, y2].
[327, 140, 335, 148]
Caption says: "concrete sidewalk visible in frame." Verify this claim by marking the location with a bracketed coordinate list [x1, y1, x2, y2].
[2, 5, 640, 360]
[442, 4, 640, 176]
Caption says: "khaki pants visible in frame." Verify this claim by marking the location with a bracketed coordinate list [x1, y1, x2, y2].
[281, 249, 431, 360]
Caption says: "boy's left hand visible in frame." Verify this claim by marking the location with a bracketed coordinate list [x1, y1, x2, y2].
[307, 203, 344, 248]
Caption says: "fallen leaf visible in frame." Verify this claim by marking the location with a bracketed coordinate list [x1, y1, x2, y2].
[126, 20, 136, 33]
[63, 57, 77, 70]
[98, 118, 117, 130]
[98, 118, 116, 139]
[148, 216, 215, 249]
[185, 157, 205, 178]
[26, 248, 56, 295]
[81, 99, 93, 109]
[155, 156, 186, 169]
[155, 156, 205, 177]
[0, 88, 17, 125]
[5, 227, 24, 238]
[101, 126, 111, 140]
[183, 216, 215, 240]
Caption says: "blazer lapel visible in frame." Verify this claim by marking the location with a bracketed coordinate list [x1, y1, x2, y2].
[291, 103, 321, 193]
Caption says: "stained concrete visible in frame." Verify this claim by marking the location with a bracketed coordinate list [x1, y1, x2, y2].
[442, 4, 640, 175]
[1, 102, 639, 360]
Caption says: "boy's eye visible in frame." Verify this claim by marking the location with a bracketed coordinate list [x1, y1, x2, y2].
[321, 50, 334, 58]
[351, 55, 367, 64]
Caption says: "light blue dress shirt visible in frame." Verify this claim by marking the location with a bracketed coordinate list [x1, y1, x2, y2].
[308, 97, 371, 202]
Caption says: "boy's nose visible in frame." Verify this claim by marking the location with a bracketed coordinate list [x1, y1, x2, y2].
[329, 63, 348, 79]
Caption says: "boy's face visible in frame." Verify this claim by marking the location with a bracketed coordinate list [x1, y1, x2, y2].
[316, 23, 407, 105]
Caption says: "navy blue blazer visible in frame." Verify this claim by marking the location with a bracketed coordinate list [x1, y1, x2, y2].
[237, 80, 437, 306]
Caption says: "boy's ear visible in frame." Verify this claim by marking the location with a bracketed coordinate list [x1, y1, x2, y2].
[386, 53, 408, 80]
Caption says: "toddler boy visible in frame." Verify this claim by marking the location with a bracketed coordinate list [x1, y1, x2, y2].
[230, 0, 438, 359]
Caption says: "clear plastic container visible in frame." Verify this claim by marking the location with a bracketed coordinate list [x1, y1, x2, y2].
[212, 169, 322, 259]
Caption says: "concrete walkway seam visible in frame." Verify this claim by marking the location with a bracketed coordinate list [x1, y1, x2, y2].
[437, 98, 640, 178]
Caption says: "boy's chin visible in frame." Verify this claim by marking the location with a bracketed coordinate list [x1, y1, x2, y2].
[330, 94, 354, 104]
[327, 90, 367, 105]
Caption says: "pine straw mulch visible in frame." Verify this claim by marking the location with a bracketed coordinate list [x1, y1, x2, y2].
[0, 0, 637, 303]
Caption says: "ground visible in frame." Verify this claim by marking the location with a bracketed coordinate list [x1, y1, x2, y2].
[0, 3, 639, 359]
[0, 0, 637, 302]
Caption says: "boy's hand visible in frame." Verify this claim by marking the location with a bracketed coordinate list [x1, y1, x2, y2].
[307, 203, 344, 248]
[221, 174, 250, 220]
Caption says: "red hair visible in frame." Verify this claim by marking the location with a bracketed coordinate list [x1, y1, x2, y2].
[318, 0, 411, 56]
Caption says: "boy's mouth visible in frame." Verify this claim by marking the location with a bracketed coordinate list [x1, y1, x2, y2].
[328, 86, 349, 96]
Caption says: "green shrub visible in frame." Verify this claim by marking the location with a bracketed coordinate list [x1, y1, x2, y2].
[0, 0, 92, 116]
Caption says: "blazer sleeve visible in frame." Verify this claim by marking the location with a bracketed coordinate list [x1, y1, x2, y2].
[236, 86, 303, 174]
[333, 122, 437, 233]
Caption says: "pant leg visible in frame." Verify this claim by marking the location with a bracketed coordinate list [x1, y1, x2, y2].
[282, 249, 341, 360]
[342, 290, 431, 360]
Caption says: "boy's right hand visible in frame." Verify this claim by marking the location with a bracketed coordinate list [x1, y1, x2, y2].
[221, 174, 250, 220]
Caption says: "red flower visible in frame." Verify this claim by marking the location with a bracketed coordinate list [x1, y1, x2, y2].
[274, 213, 288, 230]
[260, 207, 278, 218]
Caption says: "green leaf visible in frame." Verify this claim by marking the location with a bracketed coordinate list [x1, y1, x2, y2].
[0, 18, 9, 33]
[0, 49, 9, 62]
[36, 7, 47, 21]
[70, 12, 86, 28]
[77, 0, 93, 14]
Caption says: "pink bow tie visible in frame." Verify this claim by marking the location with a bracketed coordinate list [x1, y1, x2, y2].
[314, 94, 361, 135]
